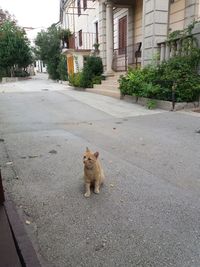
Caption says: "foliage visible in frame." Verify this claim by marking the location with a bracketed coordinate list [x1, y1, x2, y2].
[82, 56, 103, 87]
[146, 99, 157, 109]
[35, 25, 61, 80]
[57, 55, 68, 81]
[92, 75, 102, 85]
[93, 43, 100, 51]
[0, 21, 32, 77]
[13, 70, 29, 77]
[119, 22, 200, 103]
[119, 54, 200, 103]
[68, 72, 83, 87]
[59, 28, 72, 47]
[0, 8, 17, 25]
[59, 28, 72, 41]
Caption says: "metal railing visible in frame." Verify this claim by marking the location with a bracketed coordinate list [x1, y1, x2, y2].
[112, 43, 142, 71]
[62, 32, 97, 51]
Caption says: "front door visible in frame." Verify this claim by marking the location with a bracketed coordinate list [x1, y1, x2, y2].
[67, 55, 74, 75]
[118, 15, 127, 55]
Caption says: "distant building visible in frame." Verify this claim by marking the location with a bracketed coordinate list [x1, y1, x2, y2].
[59, 0, 99, 75]
[34, 60, 47, 73]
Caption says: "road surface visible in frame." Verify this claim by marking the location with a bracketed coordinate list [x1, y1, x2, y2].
[0, 74, 200, 267]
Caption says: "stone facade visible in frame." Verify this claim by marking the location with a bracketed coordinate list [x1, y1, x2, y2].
[60, 0, 200, 73]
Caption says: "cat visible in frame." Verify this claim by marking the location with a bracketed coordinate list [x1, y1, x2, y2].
[83, 147, 105, 197]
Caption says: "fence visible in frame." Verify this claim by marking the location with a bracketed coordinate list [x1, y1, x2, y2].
[112, 42, 142, 72]
[63, 32, 97, 51]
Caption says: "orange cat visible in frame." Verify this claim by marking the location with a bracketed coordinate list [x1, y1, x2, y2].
[83, 147, 105, 197]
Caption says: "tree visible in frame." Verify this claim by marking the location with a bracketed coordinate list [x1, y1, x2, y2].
[0, 20, 32, 77]
[0, 8, 16, 25]
[35, 25, 61, 80]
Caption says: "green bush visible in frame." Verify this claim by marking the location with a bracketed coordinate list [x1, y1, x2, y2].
[0, 67, 7, 81]
[119, 54, 200, 103]
[84, 56, 103, 76]
[68, 72, 83, 87]
[146, 99, 157, 109]
[80, 56, 103, 88]
[57, 55, 68, 81]
[14, 70, 30, 77]
[92, 75, 102, 85]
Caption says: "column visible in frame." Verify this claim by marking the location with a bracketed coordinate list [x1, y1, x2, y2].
[127, 7, 134, 66]
[105, 1, 114, 76]
[160, 43, 166, 62]
[165, 44, 170, 60]
[142, 0, 170, 66]
[99, 0, 106, 70]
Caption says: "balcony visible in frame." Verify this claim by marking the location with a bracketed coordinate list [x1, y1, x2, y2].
[62, 32, 97, 53]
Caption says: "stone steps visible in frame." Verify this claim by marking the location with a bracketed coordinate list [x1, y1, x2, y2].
[85, 72, 125, 99]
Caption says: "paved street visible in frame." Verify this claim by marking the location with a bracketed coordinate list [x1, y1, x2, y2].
[0, 74, 200, 267]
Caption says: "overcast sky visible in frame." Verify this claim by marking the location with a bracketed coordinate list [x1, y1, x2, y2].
[0, 0, 60, 43]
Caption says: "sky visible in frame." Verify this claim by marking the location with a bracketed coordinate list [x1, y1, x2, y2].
[0, 0, 60, 44]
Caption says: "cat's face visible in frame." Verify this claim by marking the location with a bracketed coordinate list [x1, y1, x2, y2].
[83, 148, 99, 169]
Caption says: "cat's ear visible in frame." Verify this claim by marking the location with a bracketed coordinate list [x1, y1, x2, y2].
[94, 152, 99, 158]
[86, 147, 90, 152]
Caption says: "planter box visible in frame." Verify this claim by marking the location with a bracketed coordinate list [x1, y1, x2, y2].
[174, 101, 199, 111]
[122, 94, 199, 111]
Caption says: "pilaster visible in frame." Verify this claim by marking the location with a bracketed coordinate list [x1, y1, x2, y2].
[142, 0, 170, 66]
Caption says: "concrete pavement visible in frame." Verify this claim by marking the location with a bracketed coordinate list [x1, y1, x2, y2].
[0, 74, 200, 267]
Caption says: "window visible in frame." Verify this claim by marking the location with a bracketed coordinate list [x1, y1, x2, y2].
[83, 0, 87, 10]
[95, 21, 99, 44]
[79, 30, 82, 47]
[77, 0, 81, 16]
[118, 16, 127, 55]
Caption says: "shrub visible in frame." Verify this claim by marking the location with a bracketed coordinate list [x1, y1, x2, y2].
[68, 72, 83, 87]
[146, 99, 157, 109]
[119, 54, 200, 103]
[80, 56, 103, 88]
[14, 70, 30, 77]
[84, 56, 103, 76]
[92, 76, 102, 85]
[0, 67, 7, 81]
[57, 55, 68, 81]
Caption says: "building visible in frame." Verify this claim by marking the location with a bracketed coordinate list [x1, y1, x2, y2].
[60, 0, 200, 76]
[60, 0, 99, 75]
[34, 60, 47, 73]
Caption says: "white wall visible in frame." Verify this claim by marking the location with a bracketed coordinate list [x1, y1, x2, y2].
[64, 0, 99, 37]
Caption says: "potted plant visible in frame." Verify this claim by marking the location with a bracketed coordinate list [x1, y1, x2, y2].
[59, 29, 72, 48]
[93, 43, 100, 52]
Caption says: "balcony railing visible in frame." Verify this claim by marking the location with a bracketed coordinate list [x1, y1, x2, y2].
[62, 32, 97, 51]
[112, 43, 142, 71]
[157, 35, 195, 63]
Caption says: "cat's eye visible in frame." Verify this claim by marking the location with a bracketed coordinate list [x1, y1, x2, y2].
[88, 158, 91, 161]
[83, 156, 86, 159]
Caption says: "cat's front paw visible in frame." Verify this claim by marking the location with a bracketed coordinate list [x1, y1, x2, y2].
[84, 192, 91, 198]
[94, 189, 100, 194]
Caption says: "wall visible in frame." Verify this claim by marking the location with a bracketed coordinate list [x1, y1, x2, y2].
[133, 0, 143, 44]
[65, 0, 99, 41]
[169, 0, 185, 32]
